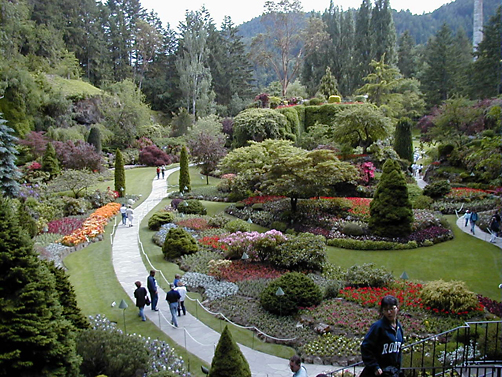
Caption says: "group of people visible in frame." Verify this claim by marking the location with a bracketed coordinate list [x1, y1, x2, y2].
[119, 203, 134, 227]
[463, 209, 501, 242]
[156, 166, 166, 180]
[463, 209, 479, 235]
[134, 271, 187, 326]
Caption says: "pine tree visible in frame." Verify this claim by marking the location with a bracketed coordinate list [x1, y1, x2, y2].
[0, 197, 81, 376]
[87, 127, 102, 153]
[209, 325, 251, 377]
[114, 149, 126, 197]
[370, 0, 397, 65]
[179, 145, 191, 193]
[0, 115, 20, 197]
[319, 66, 339, 98]
[397, 30, 416, 78]
[394, 117, 413, 162]
[353, 0, 373, 89]
[41, 142, 61, 178]
[369, 159, 413, 237]
[17, 203, 38, 238]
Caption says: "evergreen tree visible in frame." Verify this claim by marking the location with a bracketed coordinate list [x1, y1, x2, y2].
[370, 0, 397, 65]
[114, 149, 126, 197]
[17, 203, 38, 239]
[369, 159, 413, 237]
[170, 108, 194, 137]
[397, 30, 416, 78]
[470, 7, 502, 98]
[319, 66, 339, 98]
[393, 117, 413, 162]
[0, 115, 20, 197]
[44, 261, 89, 330]
[452, 28, 473, 97]
[42, 142, 60, 179]
[0, 197, 81, 376]
[353, 0, 373, 89]
[87, 127, 102, 153]
[209, 325, 251, 377]
[179, 145, 191, 193]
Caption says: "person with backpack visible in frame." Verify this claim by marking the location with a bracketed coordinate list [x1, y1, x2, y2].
[469, 210, 479, 235]
[463, 210, 471, 227]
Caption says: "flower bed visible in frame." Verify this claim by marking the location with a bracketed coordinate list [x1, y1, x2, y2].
[47, 217, 85, 236]
[211, 260, 285, 282]
[59, 202, 121, 246]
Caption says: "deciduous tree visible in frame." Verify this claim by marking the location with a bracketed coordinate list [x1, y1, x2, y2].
[187, 131, 227, 184]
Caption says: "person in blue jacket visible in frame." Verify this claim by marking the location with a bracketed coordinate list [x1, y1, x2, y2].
[361, 295, 404, 377]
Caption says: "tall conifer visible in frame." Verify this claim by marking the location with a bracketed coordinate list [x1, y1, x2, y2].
[114, 149, 126, 197]
[394, 117, 413, 162]
[209, 325, 251, 377]
[179, 145, 191, 193]
[87, 127, 102, 153]
[41, 142, 60, 178]
[0, 116, 20, 197]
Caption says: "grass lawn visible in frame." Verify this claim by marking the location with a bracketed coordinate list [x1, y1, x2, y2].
[326, 215, 502, 300]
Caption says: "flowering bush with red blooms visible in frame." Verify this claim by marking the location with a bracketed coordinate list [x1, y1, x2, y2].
[359, 162, 375, 183]
[477, 294, 501, 317]
[242, 195, 286, 205]
[28, 161, 42, 170]
[212, 260, 285, 282]
[199, 236, 228, 251]
[340, 281, 423, 309]
[346, 197, 372, 219]
[176, 217, 212, 230]
[47, 217, 85, 236]
[445, 187, 489, 201]
[407, 226, 452, 243]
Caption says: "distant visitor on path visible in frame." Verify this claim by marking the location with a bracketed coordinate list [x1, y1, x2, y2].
[166, 284, 181, 328]
[161, 166, 165, 179]
[175, 281, 187, 316]
[134, 281, 148, 321]
[469, 210, 479, 235]
[360, 295, 404, 377]
[120, 203, 127, 225]
[463, 210, 471, 227]
[289, 355, 308, 377]
[489, 211, 500, 243]
[126, 205, 134, 227]
[156, 166, 160, 179]
[147, 270, 159, 311]
[173, 273, 181, 287]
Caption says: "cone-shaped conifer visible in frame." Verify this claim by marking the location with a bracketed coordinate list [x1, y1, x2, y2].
[41, 142, 60, 178]
[179, 145, 191, 193]
[114, 149, 126, 197]
[209, 325, 251, 377]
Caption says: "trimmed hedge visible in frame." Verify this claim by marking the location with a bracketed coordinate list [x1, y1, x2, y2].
[327, 238, 418, 250]
[303, 104, 358, 130]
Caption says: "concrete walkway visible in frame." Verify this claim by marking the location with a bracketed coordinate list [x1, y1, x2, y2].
[111, 168, 332, 377]
[455, 214, 502, 250]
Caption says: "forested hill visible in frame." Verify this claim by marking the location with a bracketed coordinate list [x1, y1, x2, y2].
[238, 0, 501, 45]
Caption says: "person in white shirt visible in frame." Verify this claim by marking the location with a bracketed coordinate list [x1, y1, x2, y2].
[120, 203, 127, 225]
[289, 355, 308, 377]
[126, 205, 134, 227]
[174, 281, 187, 316]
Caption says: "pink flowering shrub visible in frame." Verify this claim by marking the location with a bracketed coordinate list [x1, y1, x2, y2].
[47, 217, 85, 236]
[220, 230, 287, 260]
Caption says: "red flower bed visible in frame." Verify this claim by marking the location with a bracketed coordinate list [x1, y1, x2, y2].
[47, 217, 85, 236]
[199, 236, 228, 251]
[176, 218, 212, 230]
[213, 260, 285, 282]
[445, 187, 489, 201]
[242, 195, 286, 205]
[345, 197, 372, 219]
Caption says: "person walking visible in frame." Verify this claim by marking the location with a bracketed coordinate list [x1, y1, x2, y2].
[489, 211, 500, 243]
[469, 210, 479, 235]
[161, 166, 165, 179]
[126, 205, 134, 227]
[120, 203, 127, 225]
[175, 281, 187, 316]
[173, 274, 181, 287]
[360, 295, 404, 377]
[134, 281, 148, 322]
[289, 355, 308, 377]
[147, 270, 159, 311]
[166, 284, 181, 327]
[463, 210, 471, 227]
[156, 166, 160, 179]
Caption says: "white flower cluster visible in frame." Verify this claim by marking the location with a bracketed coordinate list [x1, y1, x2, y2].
[182, 272, 238, 301]
[437, 341, 483, 366]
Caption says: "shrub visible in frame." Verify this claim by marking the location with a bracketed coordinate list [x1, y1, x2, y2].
[344, 263, 393, 288]
[327, 238, 418, 250]
[420, 280, 480, 315]
[177, 199, 207, 215]
[179, 250, 223, 274]
[138, 145, 172, 166]
[307, 98, 323, 106]
[342, 222, 364, 236]
[260, 272, 323, 315]
[270, 221, 288, 232]
[413, 195, 433, 209]
[328, 95, 341, 103]
[423, 180, 452, 199]
[148, 211, 175, 230]
[251, 203, 264, 211]
[270, 233, 326, 271]
[209, 326, 251, 377]
[162, 228, 199, 259]
[208, 213, 231, 228]
[170, 198, 183, 210]
[63, 197, 89, 216]
[224, 219, 251, 233]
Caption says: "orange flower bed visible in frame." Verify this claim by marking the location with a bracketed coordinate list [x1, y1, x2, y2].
[59, 202, 121, 246]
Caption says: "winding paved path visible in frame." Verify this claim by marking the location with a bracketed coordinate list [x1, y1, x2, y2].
[111, 168, 331, 377]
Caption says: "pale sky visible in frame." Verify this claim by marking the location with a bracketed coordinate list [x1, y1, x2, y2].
[141, 0, 454, 30]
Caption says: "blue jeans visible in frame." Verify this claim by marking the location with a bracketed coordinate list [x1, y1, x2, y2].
[122, 213, 127, 225]
[169, 302, 179, 327]
[150, 292, 158, 310]
[138, 306, 146, 321]
[470, 221, 476, 234]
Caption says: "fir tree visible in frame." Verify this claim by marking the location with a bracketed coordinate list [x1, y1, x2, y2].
[179, 145, 191, 193]
[209, 325, 251, 377]
[370, 0, 397, 65]
[41, 142, 60, 178]
[353, 0, 373, 89]
[397, 30, 416, 78]
[16, 203, 38, 238]
[319, 66, 339, 98]
[0, 197, 81, 376]
[393, 117, 413, 162]
[369, 159, 413, 237]
[87, 127, 102, 153]
[114, 149, 126, 197]
[0, 115, 20, 197]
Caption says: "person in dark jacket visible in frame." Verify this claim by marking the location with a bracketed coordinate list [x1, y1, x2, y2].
[166, 284, 181, 327]
[361, 295, 404, 377]
[147, 270, 159, 311]
[134, 281, 148, 321]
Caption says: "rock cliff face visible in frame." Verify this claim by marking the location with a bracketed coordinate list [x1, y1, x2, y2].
[72, 97, 102, 126]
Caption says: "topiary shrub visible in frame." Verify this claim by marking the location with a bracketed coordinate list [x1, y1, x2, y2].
[148, 211, 175, 231]
[162, 228, 199, 260]
[260, 272, 323, 315]
[270, 233, 326, 271]
[423, 180, 451, 199]
[328, 95, 341, 103]
[342, 222, 364, 236]
[420, 280, 480, 315]
[344, 263, 393, 288]
[224, 219, 251, 233]
[209, 325, 251, 377]
[177, 199, 207, 215]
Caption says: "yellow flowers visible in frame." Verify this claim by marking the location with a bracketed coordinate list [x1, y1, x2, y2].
[60, 202, 121, 246]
